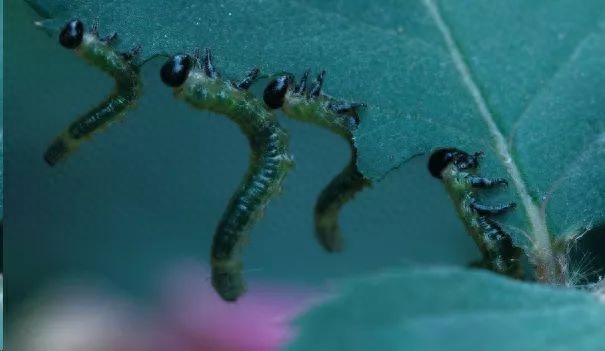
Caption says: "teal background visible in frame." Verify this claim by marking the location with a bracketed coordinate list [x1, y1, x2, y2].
[4, 0, 477, 315]
[4, 1, 605, 349]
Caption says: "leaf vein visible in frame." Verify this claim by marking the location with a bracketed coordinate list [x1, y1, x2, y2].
[422, 0, 554, 281]
[508, 12, 605, 149]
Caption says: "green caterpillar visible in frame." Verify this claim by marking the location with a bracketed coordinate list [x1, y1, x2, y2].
[44, 19, 142, 166]
[263, 70, 370, 252]
[160, 49, 293, 302]
[428, 148, 522, 278]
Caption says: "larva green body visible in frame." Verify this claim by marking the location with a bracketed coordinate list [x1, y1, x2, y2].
[264, 71, 370, 252]
[314, 153, 368, 250]
[162, 51, 293, 301]
[45, 20, 141, 166]
[281, 92, 358, 138]
[429, 148, 522, 278]
[283, 91, 370, 251]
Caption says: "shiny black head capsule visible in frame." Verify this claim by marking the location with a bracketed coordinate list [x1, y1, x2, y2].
[428, 148, 480, 179]
[59, 19, 84, 49]
[160, 54, 193, 87]
[263, 75, 293, 109]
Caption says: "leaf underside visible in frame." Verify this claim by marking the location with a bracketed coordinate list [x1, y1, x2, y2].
[287, 267, 605, 351]
[28, 0, 605, 245]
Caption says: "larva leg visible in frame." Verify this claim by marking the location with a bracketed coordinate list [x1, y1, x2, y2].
[90, 18, 100, 36]
[329, 101, 367, 116]
[234, 68, 260, 90]
[456, 151, 483, 170]
[119, 44, 141, 61]
[466, 175, 508, 188]
[90, 19, 117, 44]
[309, 70, 326, 97]
[202, 48, 218, 79]
[295, 69, 310, 95]
[470, 201, 516, 215]
[315, 154, 370, 252]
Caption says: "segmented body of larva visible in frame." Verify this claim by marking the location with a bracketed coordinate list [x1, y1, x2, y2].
[264, 71, 370, 252]
[428, 148, 523, 278]
[44, 19, 141, 166]
[160, 49, 293, 301]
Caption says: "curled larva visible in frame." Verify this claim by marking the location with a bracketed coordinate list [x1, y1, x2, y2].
[44, 19, 142, 166]
[160, 49, 293, 302]
[428, 148, 523, 278]
[263, 70, 370, 252]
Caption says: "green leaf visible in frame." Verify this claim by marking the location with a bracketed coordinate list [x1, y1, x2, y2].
[27, 0, 605, 278]
[287, 268, 605, 351]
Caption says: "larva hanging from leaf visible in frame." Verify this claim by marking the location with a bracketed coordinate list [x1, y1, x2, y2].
[428, 148, 523, 278]
[263, 70, 370, 252]
[160, 49, 294, 302]
[44, 19, 142, 166]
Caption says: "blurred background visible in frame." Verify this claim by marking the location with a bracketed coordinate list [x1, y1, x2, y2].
[8, 0, 603, 349]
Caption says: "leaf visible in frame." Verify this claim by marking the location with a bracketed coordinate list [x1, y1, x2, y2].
[287, 267, 605, 351]
[27, 0, 605, 277]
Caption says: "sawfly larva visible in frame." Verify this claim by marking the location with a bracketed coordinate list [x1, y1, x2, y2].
[264, 70, 370, 252]
[428, 148, 522, 278]
[44, 19, 142, 166]
[160, 49, 293, 301]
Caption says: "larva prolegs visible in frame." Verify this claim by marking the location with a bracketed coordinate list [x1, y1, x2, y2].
[45, 20, 141, 166]
[161, 49, 293, 301]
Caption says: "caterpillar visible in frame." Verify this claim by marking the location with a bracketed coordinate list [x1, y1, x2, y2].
[160, 49, 293, 302]
[428, 148, 523, 278]
[44, 19, 142, 166]
[263, 70, 370, 252]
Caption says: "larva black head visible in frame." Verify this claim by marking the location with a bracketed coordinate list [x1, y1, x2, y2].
[428, 148, 480, 178]
[263, 75, 293, 109]
[59, 19, 84, 49]
[160, 54, 193, 87]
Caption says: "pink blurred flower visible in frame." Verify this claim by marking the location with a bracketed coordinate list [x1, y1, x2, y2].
[152, 262, 324, 351]
[10, 262, 325, 351]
